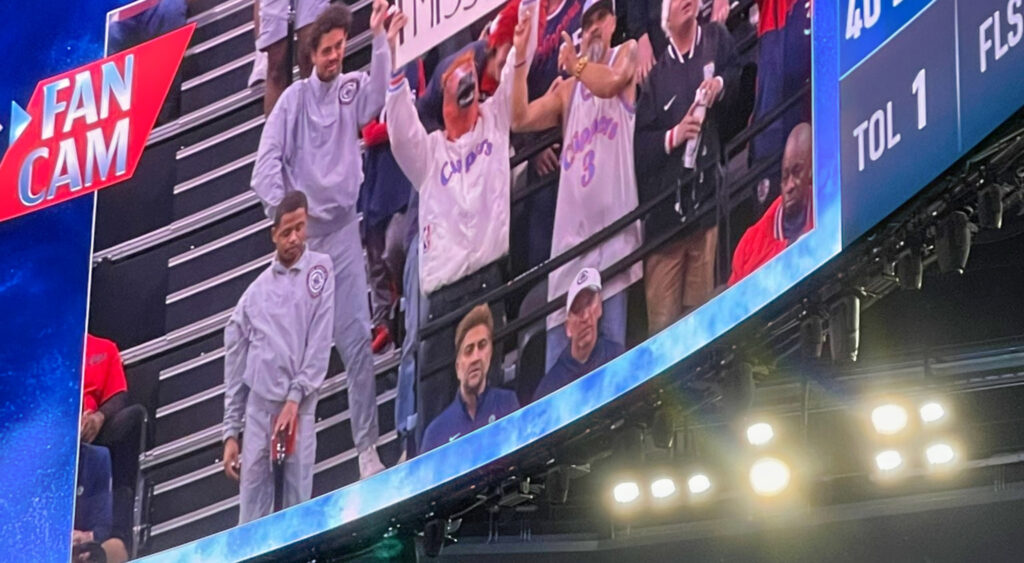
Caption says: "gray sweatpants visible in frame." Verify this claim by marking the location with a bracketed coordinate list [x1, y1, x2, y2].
[308, 220, 379, 452]
[238, 393, 317, 524]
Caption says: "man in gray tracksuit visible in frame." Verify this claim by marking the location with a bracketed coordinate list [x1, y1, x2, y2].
[250, 0, 405, 476]
[222, 191, 334, 524]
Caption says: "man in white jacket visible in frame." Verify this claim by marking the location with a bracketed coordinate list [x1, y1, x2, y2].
[251, 0, 407, 477]
[384, 2, 532, 454]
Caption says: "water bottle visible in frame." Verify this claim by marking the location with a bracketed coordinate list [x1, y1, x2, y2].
[683, 87, 709, 170]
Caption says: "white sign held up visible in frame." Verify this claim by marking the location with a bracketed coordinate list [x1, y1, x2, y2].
[392, 0, 538, 68]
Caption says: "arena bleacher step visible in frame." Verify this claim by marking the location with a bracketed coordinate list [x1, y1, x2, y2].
[175, 115, 264, 172]
[164, 256, 266, 336]
[172, 152, 257, 220]
[95, 191, 263, 266]
[166, 217, 273, 293]
[156, 347, 226, 409]
[186, 0, 252, 45]
[179, 22, 254, 113]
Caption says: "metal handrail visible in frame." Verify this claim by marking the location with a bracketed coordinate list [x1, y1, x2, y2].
[725, 82, 811, 159]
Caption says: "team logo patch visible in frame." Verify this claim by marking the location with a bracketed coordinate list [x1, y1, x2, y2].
[576, 269, 590, 285]
[339, 79, 360, 105]
[307, 265, 328, 298]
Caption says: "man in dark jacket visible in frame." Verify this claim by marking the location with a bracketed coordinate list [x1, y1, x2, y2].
[420, 305, 519, 453]
[534, 268, 623, 401]
[634, 0, 739, 334]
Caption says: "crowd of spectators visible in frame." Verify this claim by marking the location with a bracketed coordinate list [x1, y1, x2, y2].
[239, 0, 813, 495]
[83, 0, 816, 543]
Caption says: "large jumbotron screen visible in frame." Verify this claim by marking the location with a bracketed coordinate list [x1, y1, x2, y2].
[1, 0, 1022, 561]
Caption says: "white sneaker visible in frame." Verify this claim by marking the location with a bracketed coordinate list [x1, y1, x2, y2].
[358, 447, 386, 478]
[248, 49, 267, 88]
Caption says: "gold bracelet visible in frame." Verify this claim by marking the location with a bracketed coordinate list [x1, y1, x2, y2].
[574, 56, 590, 79]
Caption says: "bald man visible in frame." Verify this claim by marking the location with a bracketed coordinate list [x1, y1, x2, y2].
[728, 122, 812, 285]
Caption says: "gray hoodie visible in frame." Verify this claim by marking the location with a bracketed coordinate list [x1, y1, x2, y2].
[252, 33, 391, 237]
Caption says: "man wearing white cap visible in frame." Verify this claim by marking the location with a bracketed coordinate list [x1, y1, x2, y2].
[533, 267, 625, 400]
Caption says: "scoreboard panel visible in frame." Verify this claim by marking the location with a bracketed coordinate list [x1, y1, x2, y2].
[839, 0, 1024, 244]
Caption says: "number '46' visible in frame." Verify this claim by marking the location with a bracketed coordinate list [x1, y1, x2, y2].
[846, 0, 904, 39]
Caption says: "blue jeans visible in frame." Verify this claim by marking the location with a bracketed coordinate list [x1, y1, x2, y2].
[545, 290, 627, 373]
[396, 234, 420, 438]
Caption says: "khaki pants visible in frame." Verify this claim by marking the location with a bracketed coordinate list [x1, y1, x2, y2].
[644, 225, 718, 335]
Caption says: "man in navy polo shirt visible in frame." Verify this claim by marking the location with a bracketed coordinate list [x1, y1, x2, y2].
[420, 305, 520, 454]
[534, 268, 624, 401]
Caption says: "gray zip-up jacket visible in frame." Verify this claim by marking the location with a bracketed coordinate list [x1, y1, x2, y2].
[223, 248, 335, 441]
[251, 32, 390, 238]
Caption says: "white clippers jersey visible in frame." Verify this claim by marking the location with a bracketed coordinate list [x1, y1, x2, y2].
[548, 47, 644, 329]
[385, 52, 518, 295]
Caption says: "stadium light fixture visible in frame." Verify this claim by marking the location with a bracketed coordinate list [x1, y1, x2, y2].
[746, 422, 775, 447]
[650, 477, 677, 499]
[612, 481, 641, 504]
[925, 442, 956, 466]
[687, 473, 712, 495]
[977, 185, 1004, 230]
[896, 246, 923, 291]
[800, 313, 825, 358]
[936, 211, 971, 274]
[829, 293, 861, 362]
[874, 449, 903, 472]
[749, 457, 791, 496]
[871, 403, 909, 435]
[919, 401, 946, 424]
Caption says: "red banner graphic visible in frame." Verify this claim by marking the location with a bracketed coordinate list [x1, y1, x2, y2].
[0, 23, 194, 224]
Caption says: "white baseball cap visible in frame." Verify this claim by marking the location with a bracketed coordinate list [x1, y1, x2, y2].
[566, 267, 602, 315]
